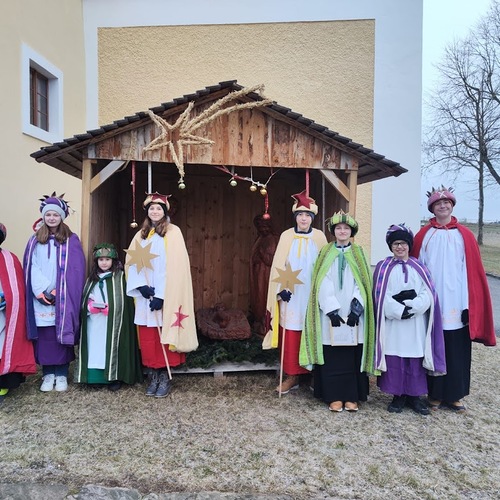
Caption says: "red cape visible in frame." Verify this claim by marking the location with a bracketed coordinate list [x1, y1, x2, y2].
[0, 249, 36, 375]
[412, 218, 496, 346]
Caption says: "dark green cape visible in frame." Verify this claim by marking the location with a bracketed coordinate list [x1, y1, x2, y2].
[75, 270, 143, 384]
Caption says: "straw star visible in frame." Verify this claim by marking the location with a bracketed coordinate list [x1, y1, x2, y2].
[144, 84, 273, 181]
[124, 240, 159, 273]
[272, 262, 304, 294]
[171, 305, 189, 328]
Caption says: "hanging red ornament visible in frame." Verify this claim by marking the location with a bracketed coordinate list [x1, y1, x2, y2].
[262, 192, 271, 219]
[130, 161, 138, 228]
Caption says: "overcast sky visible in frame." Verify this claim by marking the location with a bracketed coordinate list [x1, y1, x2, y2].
[422, 0, 499, 221]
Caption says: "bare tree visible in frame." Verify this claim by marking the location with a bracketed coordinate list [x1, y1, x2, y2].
[423, 1, 500, 244]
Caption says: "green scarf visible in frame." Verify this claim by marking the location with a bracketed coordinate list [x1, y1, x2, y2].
[299, 242, 377, 375]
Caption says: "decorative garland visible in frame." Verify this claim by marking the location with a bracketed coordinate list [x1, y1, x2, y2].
[185, 333, 279, 369]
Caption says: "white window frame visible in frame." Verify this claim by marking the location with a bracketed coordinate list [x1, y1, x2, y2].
[21, 44, 64, 143]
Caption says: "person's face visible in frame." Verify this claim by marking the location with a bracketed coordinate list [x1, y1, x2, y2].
[148, 203, 165, 223]
[296, 212, 313, 232]
[334, 223, 352, 245]
[44, 210, 62, 231]
[97, 257, 113, 272]
[391, 240, 409, 260]
[432, 199, 453, 219]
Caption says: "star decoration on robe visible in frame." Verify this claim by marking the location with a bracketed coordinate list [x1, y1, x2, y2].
[143, 84, 273, 182]
[171, 305, 189, 328]
[291, 189, 315, 210]
[272, 262, 304, 294]
[124, 240, 159, 273]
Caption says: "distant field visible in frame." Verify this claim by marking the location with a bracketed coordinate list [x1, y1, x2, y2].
[462, 222, 500, 275]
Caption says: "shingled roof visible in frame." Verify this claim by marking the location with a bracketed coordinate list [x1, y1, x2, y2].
[30, 80, 406, 183]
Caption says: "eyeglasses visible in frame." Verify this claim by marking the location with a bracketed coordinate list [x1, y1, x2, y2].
[391, 241, 408, 248]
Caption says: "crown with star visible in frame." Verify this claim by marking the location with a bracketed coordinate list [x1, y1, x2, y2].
[143, 192, 171, 210]
[426, 185, 456, 212]
[291, 190, 318, 215]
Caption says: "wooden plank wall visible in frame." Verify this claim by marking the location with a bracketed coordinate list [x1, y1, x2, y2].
[92, 162, 344, 314]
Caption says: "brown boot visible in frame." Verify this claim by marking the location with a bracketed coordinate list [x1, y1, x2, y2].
[275, 375, 299, 395]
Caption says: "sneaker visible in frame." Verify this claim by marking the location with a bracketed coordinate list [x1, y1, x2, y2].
[275, 375, 299, 395]
[40, 374, 55, 392]
[155, 372, 171, 398]
[388, 395, 406, 413]
[55, 376, 68, 392]
[406, 396, 430, 415]
[0, 388, 8, 405]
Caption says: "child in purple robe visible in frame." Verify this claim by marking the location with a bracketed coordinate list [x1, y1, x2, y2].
[24, 193, 85, 392]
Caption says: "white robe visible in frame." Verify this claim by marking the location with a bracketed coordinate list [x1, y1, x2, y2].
[418, 228, 468, 331]
[86, 273, 110, 369]
[279, 233, 320, 331]
[382, 262, 432, 358]
[126, 232, 166, 328]
[30, 239, 57, 326]
[317, 246, 365, 345]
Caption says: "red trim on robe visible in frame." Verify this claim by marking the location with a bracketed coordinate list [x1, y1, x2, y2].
[0, 249, 36, 375]
[412, 218, 496, 346]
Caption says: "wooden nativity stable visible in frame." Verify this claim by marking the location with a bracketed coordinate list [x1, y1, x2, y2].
[31, 80, 406, 316]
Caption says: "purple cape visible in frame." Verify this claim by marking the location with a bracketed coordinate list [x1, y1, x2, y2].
[24, 233, 86, 345]
[373, 256, 446, 375]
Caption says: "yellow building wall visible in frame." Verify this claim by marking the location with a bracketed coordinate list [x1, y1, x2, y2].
[0, 0, 85, 256]
[98, 20, 374, 253]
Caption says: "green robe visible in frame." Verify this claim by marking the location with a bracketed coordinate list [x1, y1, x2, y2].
[75, 269, 143, 384]
[299, 242, 377, 375]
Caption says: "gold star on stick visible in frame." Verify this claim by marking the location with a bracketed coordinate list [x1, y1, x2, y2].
[272, 262, 304, 294]
[124, 240, 159, 273]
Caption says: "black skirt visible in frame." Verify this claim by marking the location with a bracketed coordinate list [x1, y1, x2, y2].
[427, 326, 471, 402]
[314, 343, 369, 404]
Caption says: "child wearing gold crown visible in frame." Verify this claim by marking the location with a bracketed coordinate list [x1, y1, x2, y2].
[23, 193, 86, 392]
[74, 243, 142, 390]
[125, 192, 197, 398]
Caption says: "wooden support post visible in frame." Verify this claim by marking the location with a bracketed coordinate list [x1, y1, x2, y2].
[81, 158, 94, 267]
[346, 170, 358, 215]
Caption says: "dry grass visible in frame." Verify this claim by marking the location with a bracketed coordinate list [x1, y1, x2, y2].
[462, 223, 500, 275]
[1, 342, 499, 499]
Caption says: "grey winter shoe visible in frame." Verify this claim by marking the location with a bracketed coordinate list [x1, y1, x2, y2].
[145, 369, 160, 396]
[155, 371, 171, 398]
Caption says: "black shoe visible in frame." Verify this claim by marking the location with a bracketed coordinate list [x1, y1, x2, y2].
[155, 371, 171, 398]
[145, 370, 160, 396]
[406, 396, 430, 415]
[108, 381, 121, 392]
[388, 395, 406, 413]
